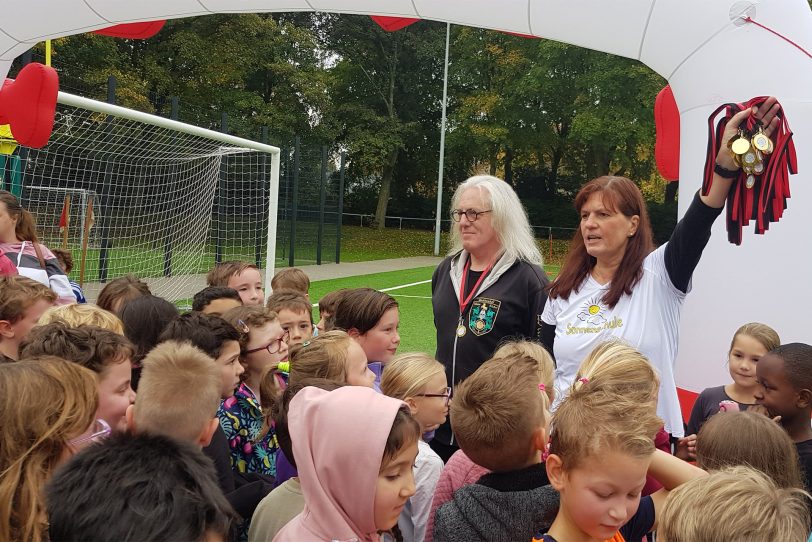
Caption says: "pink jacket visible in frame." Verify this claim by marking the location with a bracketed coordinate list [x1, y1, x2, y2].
[425, 450, 489, 542]
[274, 386, 407, 542]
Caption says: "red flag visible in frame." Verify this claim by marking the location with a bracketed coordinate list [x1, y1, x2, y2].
[370, 16, 420, 32]
[58, 196, 69, 232]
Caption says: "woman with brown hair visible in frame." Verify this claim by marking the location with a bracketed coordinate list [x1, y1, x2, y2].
[541, 98, 782, 440]
[0, 190, 74, 303]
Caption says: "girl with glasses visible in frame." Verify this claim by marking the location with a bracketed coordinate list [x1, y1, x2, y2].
[381, 352, 449, 542]
[0, 357, 99, 542]
[219, 305, 289, 478]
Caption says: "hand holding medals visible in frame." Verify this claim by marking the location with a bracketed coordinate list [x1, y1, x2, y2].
[703, 96, 797, 245]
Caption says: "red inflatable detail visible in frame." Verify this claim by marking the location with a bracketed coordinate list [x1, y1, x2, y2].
[0, 63, 59, 149]
[655, 85, 680, 181]
[676, 386, 699, 426]
[94, 21, 166, 39]
[370, 16, 419, 32]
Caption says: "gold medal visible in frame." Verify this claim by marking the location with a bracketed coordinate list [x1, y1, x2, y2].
[742, 149, 757, 167]
[754, 161, 764, 175]
[752, 130, 771, 152]
[456, 324, 466, 338]
[766, 138, 774, 154]
[731, 131, 751, 155]
[745, 174, 756, 189]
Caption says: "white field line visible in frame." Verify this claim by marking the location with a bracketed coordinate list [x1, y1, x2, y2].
[381, 279, 432, 292]
[389, 294, 432, 299]
[311, 278, 432, 307]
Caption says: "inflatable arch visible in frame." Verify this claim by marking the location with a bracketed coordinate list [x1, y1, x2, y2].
[2, 1, 812, 414]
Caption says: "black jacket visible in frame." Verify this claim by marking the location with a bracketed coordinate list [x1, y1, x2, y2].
[432, 252, 549, 445]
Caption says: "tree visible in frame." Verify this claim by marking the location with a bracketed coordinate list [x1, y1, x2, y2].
[323, 16, 445, 229]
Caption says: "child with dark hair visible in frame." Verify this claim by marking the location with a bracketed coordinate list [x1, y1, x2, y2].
[194, 286, 243, 315]
[266, 289, 313, 346]
[249, 378, 344, 542]
[51, 247, 86, 303]
[755, 342, 812, 493]
[0, 275, 56, 362]
[330, 287, 400, 391]
[274, 385, 420, 542]
[46, 432, 237, 542]
[158, 312, 272, 533]
[21, 322, 135, 434]
[119, 294, 179, 391]
[96, 274, 150, 314]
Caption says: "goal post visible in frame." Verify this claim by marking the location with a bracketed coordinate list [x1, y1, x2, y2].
[12, 91, 281, 303]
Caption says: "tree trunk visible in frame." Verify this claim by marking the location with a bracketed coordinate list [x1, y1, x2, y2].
[374, 147, 399, 229]
[504, 147, 514, 186]
[665, 179, 679, 203]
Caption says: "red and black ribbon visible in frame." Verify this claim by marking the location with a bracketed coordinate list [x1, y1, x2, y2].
[702, 97, 797, 245]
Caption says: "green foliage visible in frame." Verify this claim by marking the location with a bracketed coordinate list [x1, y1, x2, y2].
[37, 14, 675, 230]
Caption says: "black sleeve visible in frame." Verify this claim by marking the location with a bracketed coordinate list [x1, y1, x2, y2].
[540, 322, 556, 363]
[663, 191, 725, 293]
[685, 392, 708, 436]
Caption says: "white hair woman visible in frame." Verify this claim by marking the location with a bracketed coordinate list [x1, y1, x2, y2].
[430, 174, 549, 461]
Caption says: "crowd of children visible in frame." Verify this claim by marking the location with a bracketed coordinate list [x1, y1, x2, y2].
[1, 250, 812, 542]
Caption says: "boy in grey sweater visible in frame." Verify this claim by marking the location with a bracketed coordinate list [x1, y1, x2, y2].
[433, 354, 559, 542]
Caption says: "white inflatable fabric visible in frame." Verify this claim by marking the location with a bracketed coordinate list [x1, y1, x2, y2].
[1, 0, 811, 394]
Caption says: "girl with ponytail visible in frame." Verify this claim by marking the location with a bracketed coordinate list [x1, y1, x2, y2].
[0, 190, 75, 303]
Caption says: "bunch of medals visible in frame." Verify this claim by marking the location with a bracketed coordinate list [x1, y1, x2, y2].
[728, 122, 773, 189]
[703, 97, 797, 245]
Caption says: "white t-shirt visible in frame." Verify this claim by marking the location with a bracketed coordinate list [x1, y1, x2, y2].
[399, 439, 444, 542]
[542, 244, 686, 437]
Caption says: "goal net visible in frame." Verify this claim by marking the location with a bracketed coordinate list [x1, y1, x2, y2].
[6, 92, 280, 304]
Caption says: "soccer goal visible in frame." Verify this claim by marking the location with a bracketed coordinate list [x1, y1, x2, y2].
[11, 92, 280, 304]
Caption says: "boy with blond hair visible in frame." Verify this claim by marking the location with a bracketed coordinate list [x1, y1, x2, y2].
[0, 275, 55, 362]
[538, 384, 706, 542]
[125, 340, 222, 447]
[658, 466, 810, 542]
[271, 267, 310, 298]
[207, 260, 264, 306]
[433, 354, 556, 542]
[38, 303, 124, 334]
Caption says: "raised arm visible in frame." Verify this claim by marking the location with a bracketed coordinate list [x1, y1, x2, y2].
[648, 449, 707, 530]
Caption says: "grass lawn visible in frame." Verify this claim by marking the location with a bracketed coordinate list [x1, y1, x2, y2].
[61, 225, 570, 283]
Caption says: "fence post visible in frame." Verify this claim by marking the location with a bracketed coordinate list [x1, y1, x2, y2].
[213, 113, 229, 264]
[256, 126, 269, 269]
[548, 227, 553, 263]
[97, 75, 116, 283]
[335, 152, 345, 264]
[289, 136, 300, 267]
[162, 96, 180, 277]
[316, 146, 327, 265]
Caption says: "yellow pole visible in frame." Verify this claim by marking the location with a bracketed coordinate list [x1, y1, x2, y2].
[45, 40, 52, 66]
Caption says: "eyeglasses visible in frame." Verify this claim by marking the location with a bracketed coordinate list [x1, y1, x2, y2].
[415, 387, 452, 406]
[245, 329, 290, 355]
[451, 209, 492, 222]
[68, 418, 111, 448]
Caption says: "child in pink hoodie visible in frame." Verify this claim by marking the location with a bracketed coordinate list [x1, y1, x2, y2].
[274, 385, 421, 542]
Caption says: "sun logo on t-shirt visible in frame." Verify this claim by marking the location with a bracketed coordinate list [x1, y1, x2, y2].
[577, 297, 607, 325]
